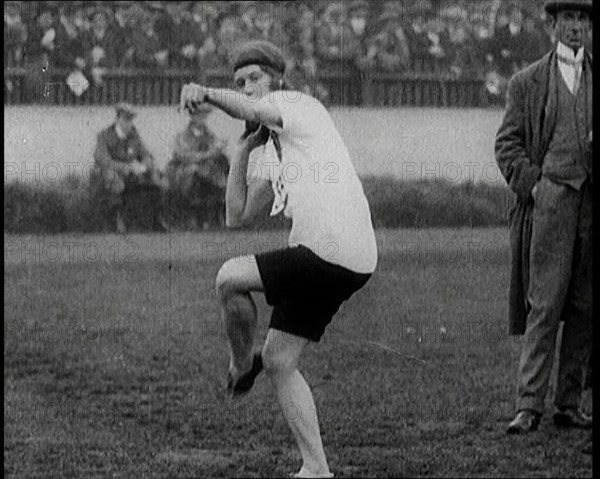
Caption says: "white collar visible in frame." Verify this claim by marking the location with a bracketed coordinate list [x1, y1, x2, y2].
[557, 41, 584, 63]
[115, 123, 127, 139]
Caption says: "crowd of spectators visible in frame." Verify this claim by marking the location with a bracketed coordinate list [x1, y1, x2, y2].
[4, 0, 573, 94]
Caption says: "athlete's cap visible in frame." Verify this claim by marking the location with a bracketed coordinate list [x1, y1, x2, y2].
[231, 40, 287, 74]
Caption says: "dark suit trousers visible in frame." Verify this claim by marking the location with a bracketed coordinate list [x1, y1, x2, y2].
[517, 176, 592, 413]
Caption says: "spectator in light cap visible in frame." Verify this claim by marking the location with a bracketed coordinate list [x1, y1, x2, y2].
[91, 102, 168, 233]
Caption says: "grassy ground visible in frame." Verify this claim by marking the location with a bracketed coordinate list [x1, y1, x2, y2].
[4, 228, 592, 478]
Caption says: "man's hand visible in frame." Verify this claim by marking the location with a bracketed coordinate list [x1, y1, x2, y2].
[180, 83, 208, 113]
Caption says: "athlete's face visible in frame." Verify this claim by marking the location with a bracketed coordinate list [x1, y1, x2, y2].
[234, 64, 274, 101]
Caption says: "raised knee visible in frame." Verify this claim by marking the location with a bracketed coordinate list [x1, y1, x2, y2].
[216, 260, 237, 299]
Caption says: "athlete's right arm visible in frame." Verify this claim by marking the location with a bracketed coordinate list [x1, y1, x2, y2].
[225, 136, 273, 228]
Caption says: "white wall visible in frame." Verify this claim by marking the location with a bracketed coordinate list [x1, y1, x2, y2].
[4, 106, 504, 185]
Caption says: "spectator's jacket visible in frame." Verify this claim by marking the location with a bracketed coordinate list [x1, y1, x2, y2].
[24, 21, 82, 70]
[4, 18, 27, 67]
[495, 49, 593, 335]
[129, 28, 162, 69]
[94, 124, 154, 174]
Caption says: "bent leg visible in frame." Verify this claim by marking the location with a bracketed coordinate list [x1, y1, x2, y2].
[216, 256, 264, 374]
[262, 328, 330, 476]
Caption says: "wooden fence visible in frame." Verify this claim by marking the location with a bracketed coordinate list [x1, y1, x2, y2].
[4, 67, 504, 108]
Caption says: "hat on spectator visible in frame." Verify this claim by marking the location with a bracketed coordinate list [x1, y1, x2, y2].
[544, 0, 592, 14]
[115, 102, 136, 119]
[231, 40, 287, 74]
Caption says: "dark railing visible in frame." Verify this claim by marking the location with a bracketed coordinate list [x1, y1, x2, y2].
[4, 67, 502, 108]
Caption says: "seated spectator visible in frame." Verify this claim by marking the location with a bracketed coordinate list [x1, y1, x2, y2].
[177, 1, 221, 71]
[127, 8, 166, 70]
[239, 1, 285, 46]
[152, 2, 189, 69]
[113, 1, 139, 68]
[166, 104, 229, 229]
[445, 14, 480, 78]
[283, 2, 317, 93]
[315, 2, 359, 72]
[91, 103, 168, 233]
[404, 11, 433, 72]
[21, 4, 82, 100]
[4, 1, 28, 68]
[215, 9, 247, 65]
[348, 0, 374, 70]
[364, 7, 410, 73]
[82, 8, 119, 83]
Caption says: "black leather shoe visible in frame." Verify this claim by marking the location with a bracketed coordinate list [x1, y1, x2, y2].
[226, 353, 264, 399]
[507, 410, 541, 434]
[553, 408, 592, 429]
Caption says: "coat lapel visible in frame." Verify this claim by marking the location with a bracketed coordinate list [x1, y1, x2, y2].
[536, 51, 557, 164]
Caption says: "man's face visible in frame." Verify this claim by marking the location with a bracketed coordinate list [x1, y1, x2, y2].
[350, 10, 368, 35]
[553, 9, 591, 51]
[117, 116, 134, 135]
[234, 64, 274, 100]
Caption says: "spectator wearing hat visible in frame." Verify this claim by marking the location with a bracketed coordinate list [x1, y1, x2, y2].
[348, 0, 373, 71]
[152, 2, 189, 69]
[176, 2, 221, 71]
[4, 2, 28, 68]
[166, 104, 229, 229]
[315, 2, 360, 73]
[81, 8, 119, 85]
[92, 103, 168, 233]
[496, 0, 592, 434]
[127, 7, 166, 70]
[21, 4, 82, 101]
[364, 5, 411, 73]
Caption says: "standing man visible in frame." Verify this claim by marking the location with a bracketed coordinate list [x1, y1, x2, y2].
[92, 102, 168, 233]
[180, 40, 377, 477]
[495, 0, 592, 434]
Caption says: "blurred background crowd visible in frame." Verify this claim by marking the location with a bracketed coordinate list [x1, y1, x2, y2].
[5, 0, 576, 92]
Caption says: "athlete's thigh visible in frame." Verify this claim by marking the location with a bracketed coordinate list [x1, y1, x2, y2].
[216, 255, 265, 294]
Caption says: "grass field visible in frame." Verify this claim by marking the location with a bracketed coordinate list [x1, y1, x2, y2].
[4, 228, 592, 478]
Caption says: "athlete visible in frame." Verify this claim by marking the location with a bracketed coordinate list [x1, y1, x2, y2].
[180, 40, 377, 478]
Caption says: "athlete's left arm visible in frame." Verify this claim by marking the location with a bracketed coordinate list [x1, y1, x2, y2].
[180, 83, 283, 129]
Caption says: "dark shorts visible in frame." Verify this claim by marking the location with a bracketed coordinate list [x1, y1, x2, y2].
[255, 245, 372, 342]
